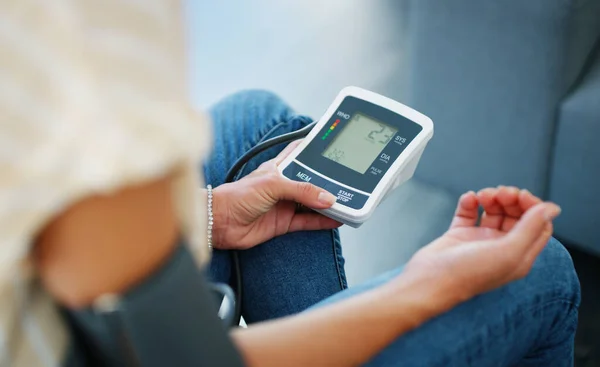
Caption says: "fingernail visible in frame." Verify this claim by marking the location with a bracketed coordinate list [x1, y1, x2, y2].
[318, 191, 337, 205]
[543, 204, 561, 221]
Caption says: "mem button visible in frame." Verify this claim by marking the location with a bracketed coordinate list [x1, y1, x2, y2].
[325, 181, 369, 210]
[281, 161, 328, 190]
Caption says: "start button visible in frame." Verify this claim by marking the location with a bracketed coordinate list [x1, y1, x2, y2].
[325, 181, 368, 210]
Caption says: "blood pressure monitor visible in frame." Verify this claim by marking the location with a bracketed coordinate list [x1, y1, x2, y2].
[277, 86, 434, 227]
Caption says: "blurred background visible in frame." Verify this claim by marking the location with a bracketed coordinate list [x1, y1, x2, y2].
[186, 1, 600, 365]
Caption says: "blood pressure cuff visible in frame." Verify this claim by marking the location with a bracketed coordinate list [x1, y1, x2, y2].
[61, 243, 245, 367]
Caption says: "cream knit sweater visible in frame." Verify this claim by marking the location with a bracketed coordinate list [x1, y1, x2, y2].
[0, 1, 211, 365]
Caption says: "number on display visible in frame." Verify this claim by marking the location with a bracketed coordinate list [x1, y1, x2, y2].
[326, 148, 345, 162]
[368, 123, 395, 145]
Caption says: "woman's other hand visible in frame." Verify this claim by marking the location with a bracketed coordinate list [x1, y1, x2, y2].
[212, 140, 341, 250]
[397, 187, 561, 312]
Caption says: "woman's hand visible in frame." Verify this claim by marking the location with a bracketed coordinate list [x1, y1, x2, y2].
[230, 186, 562, 367]
[398, 186, 561, 311]
[212, 141, 341, 250]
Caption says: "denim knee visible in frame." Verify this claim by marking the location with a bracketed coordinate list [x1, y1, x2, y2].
[528, 237, 581, 308]
[204, 88, 314, 184]
[208, 89, 296, 143]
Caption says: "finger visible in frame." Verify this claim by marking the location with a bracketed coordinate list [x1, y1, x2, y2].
[449, 191, 479, 228]
[501, 202, 561, 249]
[518, 189, 542, 212]
[522, 222, 553, 268]
[274, 140, 303, 165]
[288, 213, 342, 232]
[510, 222, 553, 280]
[477, 188, 503, 229]
[501, 188, 543, 232]
[496, 186, 522, 231]
[497, 186, 522, 217]
[269, 176, 337, 209]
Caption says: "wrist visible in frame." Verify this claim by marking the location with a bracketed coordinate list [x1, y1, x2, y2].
[382, 271, 461, 330]
[209, 185, 229, 249]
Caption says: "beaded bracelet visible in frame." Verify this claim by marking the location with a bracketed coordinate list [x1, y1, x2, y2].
[207, 184, 213, 250]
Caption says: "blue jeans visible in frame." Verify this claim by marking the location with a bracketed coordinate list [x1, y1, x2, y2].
[203, 90, 581, 366]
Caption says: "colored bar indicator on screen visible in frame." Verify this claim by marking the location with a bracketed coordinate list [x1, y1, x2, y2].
[321, 119, 340, 140]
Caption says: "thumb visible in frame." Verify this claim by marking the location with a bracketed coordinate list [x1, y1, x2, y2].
[503, 202, 561, 247]
[270, 177, 337, 209]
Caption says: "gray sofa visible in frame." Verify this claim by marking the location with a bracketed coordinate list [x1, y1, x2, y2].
[341, 0, 600, 283]
[405, 0, 600, 253]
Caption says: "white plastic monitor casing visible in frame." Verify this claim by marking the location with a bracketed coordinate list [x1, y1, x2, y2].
[277, 86, 434, 228]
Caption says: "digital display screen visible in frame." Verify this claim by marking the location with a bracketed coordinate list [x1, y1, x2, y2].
[322, 113, 397, 174]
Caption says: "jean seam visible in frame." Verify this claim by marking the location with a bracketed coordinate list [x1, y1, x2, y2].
[430, 298, 579, 367]
[330, 229, 348, 290]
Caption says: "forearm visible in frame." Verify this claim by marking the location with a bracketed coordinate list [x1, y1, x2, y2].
[232, 275, 449, 367]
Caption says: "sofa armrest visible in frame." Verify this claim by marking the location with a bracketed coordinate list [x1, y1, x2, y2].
[549, 49, 600, 255]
